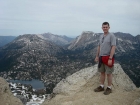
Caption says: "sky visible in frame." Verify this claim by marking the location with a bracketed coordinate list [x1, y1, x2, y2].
[0, 0, 140, 37]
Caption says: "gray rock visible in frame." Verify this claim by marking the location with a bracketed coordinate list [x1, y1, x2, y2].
[53, 63, 136, 95]
[0, 77, 23, 105]
[132, 98, 140, 105]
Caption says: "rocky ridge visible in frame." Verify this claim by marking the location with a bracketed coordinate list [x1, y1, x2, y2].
[42, 63, 140, 105]
[0, 77, 23, 105]
[67, 31, 139, 53]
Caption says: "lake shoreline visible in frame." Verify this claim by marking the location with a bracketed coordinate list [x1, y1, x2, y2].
[8, 79, 45, 90]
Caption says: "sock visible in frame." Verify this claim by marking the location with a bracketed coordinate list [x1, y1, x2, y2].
[100, 84, 104, 88]
[107, 86, 111, 89]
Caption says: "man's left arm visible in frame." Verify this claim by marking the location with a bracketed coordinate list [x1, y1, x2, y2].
[109, 46, 116, 59]
[108, 34, 116, 65]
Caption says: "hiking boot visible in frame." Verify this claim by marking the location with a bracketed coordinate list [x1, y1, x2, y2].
[104, 87, 112, 95]
[94, 86, 104, 92]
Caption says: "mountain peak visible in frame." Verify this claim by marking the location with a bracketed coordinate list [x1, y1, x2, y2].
[0, 34, 63, 73]
[82, 31, 94, 34]
[68, 31, 97, 50]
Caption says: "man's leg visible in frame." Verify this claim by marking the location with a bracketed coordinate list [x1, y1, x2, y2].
[105, 65, 114, 87]
[107, 73, 112, 86]
[94, 64, 105, 92]
[100, 72, 106, 85]
[104, 65, 114, 95]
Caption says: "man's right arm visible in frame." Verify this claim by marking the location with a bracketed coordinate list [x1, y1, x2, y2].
[95, 46, 100, 62]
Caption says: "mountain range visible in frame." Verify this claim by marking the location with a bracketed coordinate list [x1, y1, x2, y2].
[0, 31, 140, 91]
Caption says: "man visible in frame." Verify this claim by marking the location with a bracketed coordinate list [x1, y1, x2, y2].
[94, 22, 116, 95]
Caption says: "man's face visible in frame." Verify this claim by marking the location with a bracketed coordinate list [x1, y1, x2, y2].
[102, 24, 110, 33]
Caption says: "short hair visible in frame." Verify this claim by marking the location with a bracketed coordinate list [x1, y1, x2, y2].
[102, 22, 110, 26]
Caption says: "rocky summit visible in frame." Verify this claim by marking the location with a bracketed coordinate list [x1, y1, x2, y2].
[42, 63, 140, 105]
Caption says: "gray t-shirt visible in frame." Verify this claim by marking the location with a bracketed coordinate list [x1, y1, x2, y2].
[98, 32, 116, 56]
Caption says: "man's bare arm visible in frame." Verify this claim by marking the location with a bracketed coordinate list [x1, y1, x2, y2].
[109, 46, 116, 58]
[95, 46, 100, 62]
[96, 46, 100, 57]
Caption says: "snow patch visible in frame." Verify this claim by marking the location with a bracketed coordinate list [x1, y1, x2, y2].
[118, 38, 123, 41]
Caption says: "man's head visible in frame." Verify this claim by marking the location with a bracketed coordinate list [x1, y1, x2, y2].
[102, 22, 110, 34]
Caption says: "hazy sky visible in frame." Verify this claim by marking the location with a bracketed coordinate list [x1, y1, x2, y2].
[0, 0, 140, 37]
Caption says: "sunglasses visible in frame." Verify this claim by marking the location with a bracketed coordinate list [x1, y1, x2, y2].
[102, 37, 104, 43]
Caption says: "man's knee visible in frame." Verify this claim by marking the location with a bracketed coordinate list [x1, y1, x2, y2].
[107, 73, 112, 77]
[101, 72, 105, 75]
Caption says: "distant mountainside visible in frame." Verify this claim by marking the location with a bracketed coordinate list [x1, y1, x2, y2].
[0, 36, 16, 47]
[0, 34, 64, 77]
[0, 34, 89, 92]
[0, 31, 140, 92]
[68, 31, 99, 50]
[37, 32, 74, 46]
